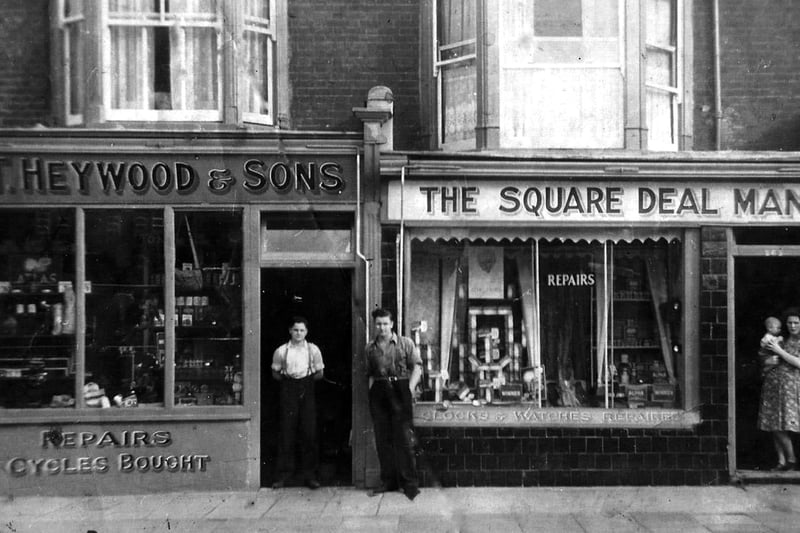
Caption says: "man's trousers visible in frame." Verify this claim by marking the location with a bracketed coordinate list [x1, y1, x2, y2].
[368, 378, 419, 490]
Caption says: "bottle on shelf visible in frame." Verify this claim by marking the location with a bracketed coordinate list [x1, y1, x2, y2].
[618, 353, 630, 388]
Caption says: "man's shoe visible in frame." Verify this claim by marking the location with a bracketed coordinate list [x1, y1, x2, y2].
[305, 479, 321, 490]
[404, 486, 420, 501]
[367, 484, 398, 497]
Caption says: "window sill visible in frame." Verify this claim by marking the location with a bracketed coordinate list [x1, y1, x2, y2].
[0, 406, 252, 425]
[414, 403, 699, 429]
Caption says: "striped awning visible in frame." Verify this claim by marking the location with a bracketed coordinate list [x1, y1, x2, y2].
[408, 226, 682, 244]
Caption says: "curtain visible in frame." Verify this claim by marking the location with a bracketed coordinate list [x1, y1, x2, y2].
[500, 0, 624, 149]
[439, 255, 460, 385]
[170, 0, 218, 111]
[515, 249, 538, 370]
[438, 0, 477, 144]
[645, 249, 677, 383]
[594, 245, 611, 390]
[538, 250, 593, 406]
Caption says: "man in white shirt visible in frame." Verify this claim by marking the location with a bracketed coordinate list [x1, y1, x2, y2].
[271, 316, 325, 489]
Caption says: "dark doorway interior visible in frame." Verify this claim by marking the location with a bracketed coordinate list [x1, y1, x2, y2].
[260, 268, 353, 487]
[735, 257, 800, 471]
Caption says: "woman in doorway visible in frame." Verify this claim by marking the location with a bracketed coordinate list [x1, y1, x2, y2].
[758, 308, 800, 471]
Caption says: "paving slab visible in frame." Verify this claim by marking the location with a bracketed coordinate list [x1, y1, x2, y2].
[319, 488, 381, 516]
[515, 513, 586, 533]
[746, 511, 800, 533]
[573, 512, 644, 533]
[628, 511, 709, 533]
[204, 491, 278, 519]
[693, 513, 765, 533]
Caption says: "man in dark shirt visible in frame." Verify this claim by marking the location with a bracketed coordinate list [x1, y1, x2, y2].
[364, 308, 422, 501]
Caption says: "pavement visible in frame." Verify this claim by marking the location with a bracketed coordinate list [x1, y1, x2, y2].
[3, 484, 800, 532]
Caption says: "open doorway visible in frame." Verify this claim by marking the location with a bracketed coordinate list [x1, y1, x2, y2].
[260, 268, 353, 487]
[735, 257, 800, 472]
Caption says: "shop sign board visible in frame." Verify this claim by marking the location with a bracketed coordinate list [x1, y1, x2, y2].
[415, 404, 700, 429]
[0, 153, 357, 204]
[0, 422, 248, 494]
[388, 180, 800, 225]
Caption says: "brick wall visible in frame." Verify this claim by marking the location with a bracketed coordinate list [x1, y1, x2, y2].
[0, 0, 51, 127]
[395, 228, 731, 487]
[718, 1, 800, 150]
[288, 1, 423, 149]
[692, 1, 800, 151]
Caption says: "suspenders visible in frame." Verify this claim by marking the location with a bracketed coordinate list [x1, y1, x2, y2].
[281, 342, 314, 378]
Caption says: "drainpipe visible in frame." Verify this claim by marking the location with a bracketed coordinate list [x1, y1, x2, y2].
[355, 151, 369, 343]
[398, 165, 406, 335]
[713, 0, 723, 150]
[352, 86, 394, 341]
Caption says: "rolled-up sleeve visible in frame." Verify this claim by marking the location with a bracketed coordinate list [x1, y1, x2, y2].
[310, 344, 325, 373]
[403, 337, 422, 367]
[270, 347, 284, 373]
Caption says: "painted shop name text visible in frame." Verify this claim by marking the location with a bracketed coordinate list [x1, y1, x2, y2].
[4, 429, 211, 477]
[0, 157, 345, 196]
[419, 185, 800, 217]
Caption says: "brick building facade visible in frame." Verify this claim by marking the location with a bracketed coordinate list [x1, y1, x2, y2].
[0, 1, 798, 494]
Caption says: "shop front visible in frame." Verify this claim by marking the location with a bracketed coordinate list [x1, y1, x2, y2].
[382, 155, 800, 486]
[0, 130, 369, 495]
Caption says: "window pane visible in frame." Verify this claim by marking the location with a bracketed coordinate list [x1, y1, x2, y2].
[64, 0, 83, 18]
[439, 0, 476, 45]
[66, 23, 84, 116]
[534, 0, 582, 37]
[174, 211, 242, 406]
[110, 26, 155, 109]
[608, 242, 683, 409]
[243, 29, 270, 116]
[108, 5, 220, 113]
[647, 87, 676, 150]
[441, 61, 477, 145]
[646, 48, 674, 86]
[109, 0, 157, 15]
[86, 210, 165, 407]
[500, 68, 623, 148]
[168, 0, 217, 14]
[646, 0, 675, 48]
[409, 239, 683, 410]
[261, 213, 352, 258]
[0, 210, 76, 408]
[500, 0, 623, 148]
[538, 243, 598, 406]
[245, 0, 270, 19]
[177, 27, 219, 110]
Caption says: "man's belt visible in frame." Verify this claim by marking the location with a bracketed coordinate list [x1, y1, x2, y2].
[374, 376, 407, 382]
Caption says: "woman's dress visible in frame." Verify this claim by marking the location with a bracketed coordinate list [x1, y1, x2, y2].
[759, 337, 800, 432]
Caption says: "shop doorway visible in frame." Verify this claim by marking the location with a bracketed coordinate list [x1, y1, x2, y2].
[260, 268, 353, 487]
[734, 257, 800, 472]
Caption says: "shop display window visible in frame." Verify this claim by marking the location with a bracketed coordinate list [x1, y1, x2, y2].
[407, 238, 684, 410]
[174, 211, 243, 406]
[0, 210, 76, 408]
[86, 210, 165, 407]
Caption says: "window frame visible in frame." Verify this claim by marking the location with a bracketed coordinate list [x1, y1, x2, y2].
[51, 0, 287, 128]
[427, 0, 694, 151]
[401, 227, 702, 428]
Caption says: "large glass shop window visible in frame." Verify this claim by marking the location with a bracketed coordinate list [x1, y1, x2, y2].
[173, 211, 243, 406]
[408, 239, 683, 410]
[0, 210, 76, 408]
[86, 210, 165, 407]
